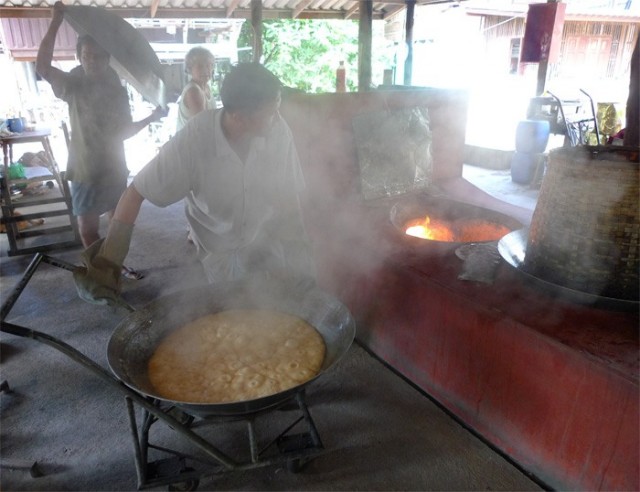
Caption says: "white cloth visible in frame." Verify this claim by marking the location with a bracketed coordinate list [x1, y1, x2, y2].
[134, 109, 313, 283]
[176, 81, 216, 132]
[23, 166, 53, 179]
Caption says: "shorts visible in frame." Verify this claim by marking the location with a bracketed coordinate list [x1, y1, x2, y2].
[71, 181, 126, 216]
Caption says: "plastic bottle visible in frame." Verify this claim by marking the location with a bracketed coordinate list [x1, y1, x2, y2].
[336, 61, 346, 93]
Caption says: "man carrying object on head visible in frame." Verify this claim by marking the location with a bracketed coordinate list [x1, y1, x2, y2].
[36, 1, 164, 280]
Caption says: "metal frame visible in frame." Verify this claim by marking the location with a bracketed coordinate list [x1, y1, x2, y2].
[0, 253, 325, 490]
[547, 90, 599, 147]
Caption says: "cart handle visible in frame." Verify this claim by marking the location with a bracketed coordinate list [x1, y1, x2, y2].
[0, 252, 238, 469]
[1, 254, 74, 321]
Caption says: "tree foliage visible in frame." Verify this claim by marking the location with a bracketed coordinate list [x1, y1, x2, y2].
[238, 19, 392, 93]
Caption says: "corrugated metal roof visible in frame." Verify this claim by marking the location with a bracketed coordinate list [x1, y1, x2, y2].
[1, 17, 77, 59]
[0, 0, 451, 20]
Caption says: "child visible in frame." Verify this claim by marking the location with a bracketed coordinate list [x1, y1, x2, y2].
[176, 46, 216, 132]
[176, 47, 216, 243]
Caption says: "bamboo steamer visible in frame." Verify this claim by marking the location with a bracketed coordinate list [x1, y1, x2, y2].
[524, 146, 639, 301]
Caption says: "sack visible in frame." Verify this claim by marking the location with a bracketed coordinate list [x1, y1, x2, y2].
[8, 163, 26, 180]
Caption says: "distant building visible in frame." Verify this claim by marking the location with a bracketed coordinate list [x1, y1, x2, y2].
[385, 0, 638, 94]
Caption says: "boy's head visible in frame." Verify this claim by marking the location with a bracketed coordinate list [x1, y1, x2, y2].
[184, 46, 215, 82]
[76, 35, 110, 78]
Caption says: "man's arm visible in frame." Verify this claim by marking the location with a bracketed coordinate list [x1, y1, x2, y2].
[183, 84, 208, 117]
[36, 2, 69, 94]
[73, 184, 146, 306]
[120, 107, 166, 140]
[113, 183, 146, 224]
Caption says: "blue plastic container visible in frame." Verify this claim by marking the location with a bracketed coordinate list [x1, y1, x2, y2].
[7, 118, 24, 133]
[511, 151, 544, 185]
[515, 119, 550, 154]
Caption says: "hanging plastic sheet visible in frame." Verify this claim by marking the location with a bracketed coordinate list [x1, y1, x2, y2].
[353, 106, 433, 201]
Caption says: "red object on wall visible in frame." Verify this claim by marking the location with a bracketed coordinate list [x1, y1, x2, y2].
[521, 2, 567, 63]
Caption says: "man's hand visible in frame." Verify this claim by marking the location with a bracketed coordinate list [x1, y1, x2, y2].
[52, 1, 65, 24]
[37, 1, 66, 81]
[123, 106, 167, 140]
[73, 240, 122, 306]
[73, 220, 134, 307]
[151, 106, 168, 122]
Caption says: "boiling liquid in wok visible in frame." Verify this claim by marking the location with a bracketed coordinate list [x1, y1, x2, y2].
[148, 310, 326, 403]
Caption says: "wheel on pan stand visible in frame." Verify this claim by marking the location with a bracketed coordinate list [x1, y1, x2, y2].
[287, 458, 305, 473]
[167, 468, 199, 492]
[286, 457, 311, 473]
[166, 407, 195, 428]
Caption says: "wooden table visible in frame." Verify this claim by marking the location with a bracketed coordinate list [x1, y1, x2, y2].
[1, 130, 80, 256]
[2, 129, 57, 170]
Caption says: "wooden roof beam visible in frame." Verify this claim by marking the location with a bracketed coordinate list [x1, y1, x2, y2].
[344, 4, 359, 19]
[293, 0, 315, 18]
[324, 0, 347, 9]
[226, 0, 242, 17]
[381, 4, 406, 19]
[149, 0, 160, 17]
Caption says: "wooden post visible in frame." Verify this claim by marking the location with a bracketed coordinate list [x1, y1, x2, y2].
[623, 33, 639, 147]
[358, 0, 372, 91]
[251, 0, 262, 63]
[535, 58, 548, 96]
[404, 0, 415, 86]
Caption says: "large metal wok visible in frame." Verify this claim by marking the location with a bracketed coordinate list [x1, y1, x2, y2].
[108, 276, 356, 418]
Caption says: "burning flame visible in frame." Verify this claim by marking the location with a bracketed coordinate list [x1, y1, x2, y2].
[405, 215, 455, 241]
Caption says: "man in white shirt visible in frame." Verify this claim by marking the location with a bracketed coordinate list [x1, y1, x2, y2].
[74, 63, 314, 305]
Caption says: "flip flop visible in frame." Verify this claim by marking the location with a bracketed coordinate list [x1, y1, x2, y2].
[122, 266, 144, 280]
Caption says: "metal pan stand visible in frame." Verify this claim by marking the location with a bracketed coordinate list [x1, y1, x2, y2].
[1, 253, 325, 491]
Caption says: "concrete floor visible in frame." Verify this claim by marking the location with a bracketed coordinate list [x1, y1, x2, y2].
[1, 169, 545, 491]
[462, 164, 539, 212]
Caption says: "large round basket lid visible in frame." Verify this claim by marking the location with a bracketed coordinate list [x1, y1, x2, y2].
[64, 5, 168, 109]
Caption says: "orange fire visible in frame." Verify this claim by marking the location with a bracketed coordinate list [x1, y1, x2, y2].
[405, 216, 455, 241]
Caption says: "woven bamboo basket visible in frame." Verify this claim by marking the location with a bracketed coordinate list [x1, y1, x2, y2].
[524, 146, 639, 301]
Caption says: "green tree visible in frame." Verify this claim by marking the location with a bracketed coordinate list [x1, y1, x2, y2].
[238, 19, 392, 93]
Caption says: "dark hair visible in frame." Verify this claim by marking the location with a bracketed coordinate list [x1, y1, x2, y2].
[220, 63, 282, 113]
[76, 35, 109, 60]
